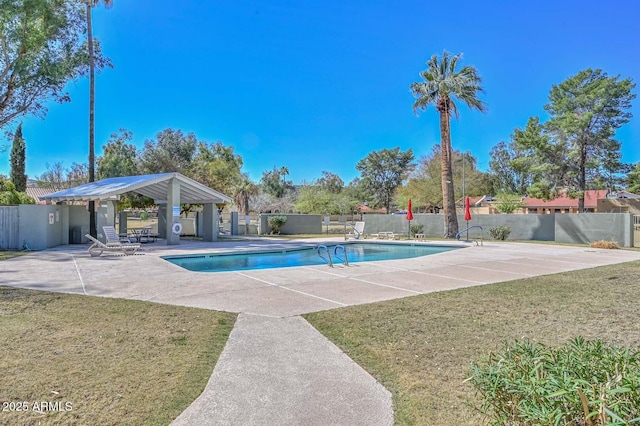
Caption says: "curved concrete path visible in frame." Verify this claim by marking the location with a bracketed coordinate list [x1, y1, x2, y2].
[3, 239, 640, 425]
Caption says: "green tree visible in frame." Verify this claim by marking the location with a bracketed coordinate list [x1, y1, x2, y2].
[0, 0, 108, 128]
[488, 119, 541, 195]
[593, 141, 631, 192]
[493, 192, 526, 214]
[330, 192, 356, 215]
[294, 185, 332, 214]
[342, 177, 372, 209]
[96, 129, 151, 209]
[279, 166, 289, 191]
[294, 184, 357, 215]
[140, 129, 198, 175]
[191, 141, 244, 196]
[9, 123, 26, 192]
[317, 171, 344, 194]
[627, 163, 640, 194]
[411, 51, 487, 237]
[355, 147, 414, 214]
[260, 166, 292, 199]
[402, 146, 489, 211]
[97, 129, 139, 179]
[0, 177, 34, 204]
[86, 0, 113, 237]
[530, 69, 636, 211]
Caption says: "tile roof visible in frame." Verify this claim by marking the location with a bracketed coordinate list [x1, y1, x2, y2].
[25, 187, 57, 203]
[523, 190, 608, 208]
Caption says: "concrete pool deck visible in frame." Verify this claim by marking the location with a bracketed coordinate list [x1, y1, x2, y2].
[3, 238, 640, 425]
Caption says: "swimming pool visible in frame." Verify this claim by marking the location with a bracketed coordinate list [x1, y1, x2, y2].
[162, 242, 460, 272]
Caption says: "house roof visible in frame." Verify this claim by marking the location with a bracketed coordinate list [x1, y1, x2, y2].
[39, 173, 232, 204]
[356, 203, 387, 214]
[25, 187, 57, 204]
[523, 190, 608, 209]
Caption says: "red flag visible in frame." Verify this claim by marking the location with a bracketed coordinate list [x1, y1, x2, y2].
[464, 197, 472, 221]
[406, 199, 414, 221]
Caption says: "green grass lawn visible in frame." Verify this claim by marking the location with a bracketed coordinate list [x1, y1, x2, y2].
[0, 286, 236, 425]
[0, 250, 28, 261]
[304, 260, 640, 425]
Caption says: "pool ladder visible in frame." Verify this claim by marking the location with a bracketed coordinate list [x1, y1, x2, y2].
[316, 245, 349, 267]
[455, 225, 484, 246]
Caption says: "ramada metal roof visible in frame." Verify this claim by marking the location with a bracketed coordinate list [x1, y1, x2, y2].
[39, 173, 232, 204]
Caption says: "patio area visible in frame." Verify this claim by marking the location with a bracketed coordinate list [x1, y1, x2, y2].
[3, 238, 640, 318]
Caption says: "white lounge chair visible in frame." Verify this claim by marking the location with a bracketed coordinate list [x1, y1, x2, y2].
[377, 231, 399, 240]
[103, 225, 132, 245]
[86, 234, 140, 257]
[346, 221, 365, 239]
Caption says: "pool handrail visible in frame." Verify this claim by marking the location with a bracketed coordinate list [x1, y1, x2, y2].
[333, 245, 349, 266]
[343, 222, 364, 240]
[316, 245, 334, 267]
[455, 225, 484, 246]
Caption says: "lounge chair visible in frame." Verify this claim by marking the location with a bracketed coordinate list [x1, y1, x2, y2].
[346, 221, 366, 239]
[85, 234, 141, 257]
[373, 231, 399, 240]
[103, 225, 132, 244]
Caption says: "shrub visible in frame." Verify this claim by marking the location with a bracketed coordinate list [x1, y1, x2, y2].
[267, 215, 287, 235]
[590, 240, 619, 249]
[409, 223, 424, 237]
[139, 211, 150, 221]
[489, 226, 511, 240]
[468, 338, 640, 425]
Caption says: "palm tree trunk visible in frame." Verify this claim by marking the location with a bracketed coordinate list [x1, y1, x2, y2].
[87, 3, 96, 237]
[440, 109, 459, 238]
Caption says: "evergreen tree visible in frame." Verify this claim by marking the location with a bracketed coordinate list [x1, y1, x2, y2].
[10, 124, 26, 192]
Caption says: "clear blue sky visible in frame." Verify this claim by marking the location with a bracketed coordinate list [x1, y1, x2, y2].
[2, 0, 639, 185]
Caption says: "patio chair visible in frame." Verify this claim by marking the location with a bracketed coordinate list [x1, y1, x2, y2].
[85, 234, 141, 257]
[346, 221, 366, 239]
[103, 225, 132, 244]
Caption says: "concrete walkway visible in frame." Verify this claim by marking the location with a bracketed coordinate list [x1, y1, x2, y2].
[172, 314, 392, 426]
[3, 239, 640, 425]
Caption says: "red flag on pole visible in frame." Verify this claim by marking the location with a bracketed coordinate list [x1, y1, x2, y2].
[406, 199, 414, 239]
[406, 199, 414, 221]
[464, 197, 472, 221]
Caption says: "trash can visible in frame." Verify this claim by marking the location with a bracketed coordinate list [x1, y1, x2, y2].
[69, 226, 82, 244]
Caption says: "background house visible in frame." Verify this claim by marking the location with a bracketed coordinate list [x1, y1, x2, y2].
[522, 190, 608, 214]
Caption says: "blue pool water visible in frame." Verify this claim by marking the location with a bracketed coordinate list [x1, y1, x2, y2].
[162, 242, 460, 273]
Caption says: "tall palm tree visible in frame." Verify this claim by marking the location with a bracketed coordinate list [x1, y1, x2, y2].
[279, 166, 289, 197]
[233, 176, 259, 216]
[86, 0, 112, 237]
[410, 51, 486, 238]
